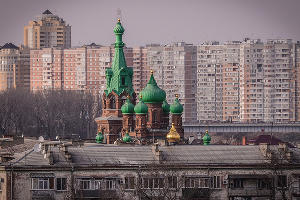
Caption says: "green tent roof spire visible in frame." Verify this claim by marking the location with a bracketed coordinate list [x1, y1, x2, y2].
[104, 19, 134, 96]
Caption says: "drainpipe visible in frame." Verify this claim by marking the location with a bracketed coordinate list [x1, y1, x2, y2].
[10, 165, 13, 200]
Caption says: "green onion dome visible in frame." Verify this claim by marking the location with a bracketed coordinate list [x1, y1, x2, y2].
[202, 130, 211, 145]
[96, 132, 104, 143]
[170, 95, 183, 114]
[134, 96, 148, 114]
[162, 100, 170, 113]
[123, 133, 132, 143]
[114, 19, 125, 34]
[140, 71, 166, 104]
[121, 97, 134, 114]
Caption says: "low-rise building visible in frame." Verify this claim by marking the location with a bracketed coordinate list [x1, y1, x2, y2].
[1, 142, 300, 200]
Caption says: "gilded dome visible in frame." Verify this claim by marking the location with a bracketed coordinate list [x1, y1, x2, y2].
[121, 97, 134, 114]
[134, 96, 148, 114]
[140, 71, 166, 103]
[113, 19, 125, 34]
[166, 123, 181, 143]
[170, 95, 183, 114]
[202, 130, 211, 145]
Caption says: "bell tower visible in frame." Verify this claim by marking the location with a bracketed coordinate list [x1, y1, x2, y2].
[95, 19, 136, 144]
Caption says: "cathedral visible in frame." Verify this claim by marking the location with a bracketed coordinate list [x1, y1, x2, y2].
[95, 19, 184, 144]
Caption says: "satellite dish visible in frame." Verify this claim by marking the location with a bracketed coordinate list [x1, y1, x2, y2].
[34, 143, 41, 152]
[39, 136, 44, 143]
[55, 136, 59, 140]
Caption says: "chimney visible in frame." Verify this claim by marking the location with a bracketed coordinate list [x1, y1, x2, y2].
[189, 136, 194, 144]
[197, 133, 201, 140]
[152, 143, 163, 162]
[259, 143, 270, 157]
[62, 143, 72, 162]
[278, 143, 287, 152]
[242, 136, 246, 145]
[45, 151, 54, 165]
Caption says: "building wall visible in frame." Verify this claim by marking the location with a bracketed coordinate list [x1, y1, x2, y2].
[0, 46, 30, 91]
[295, 43, 300, 121]
[24, 12, 71, 49]
[5, 167, 300, 200]
[197, 42, 223, 122]
[147, 43, 197, 123]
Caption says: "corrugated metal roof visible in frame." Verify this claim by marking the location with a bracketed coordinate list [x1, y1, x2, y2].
[8, 144, 300, 167]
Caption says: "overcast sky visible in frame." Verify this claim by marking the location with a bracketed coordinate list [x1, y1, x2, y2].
[0, 0, 300, 47]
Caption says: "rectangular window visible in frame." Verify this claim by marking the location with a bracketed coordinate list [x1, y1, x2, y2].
[232, 179, 243, 188]
[121, 76, 126, 86]
[142, 178, 164, 189]
[79, 179, 91, 190]
[213, 176, 221, 189]
[185, 177, 210, 188]
[125, 177, 135, 190]
[257, 179, 271, 189]
[168, 176, 177, 189]
[31, 177, 54, 190]
[277, 175, 287, 188]
[56, 178, 67, 191]
[106, 179, 116, 190]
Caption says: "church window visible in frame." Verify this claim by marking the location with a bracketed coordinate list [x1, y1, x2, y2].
[110, 96, 116, 109]
[121, 76, 126, 86]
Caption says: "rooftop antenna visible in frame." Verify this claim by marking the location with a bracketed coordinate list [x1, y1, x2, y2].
[117, 8, 122, 21]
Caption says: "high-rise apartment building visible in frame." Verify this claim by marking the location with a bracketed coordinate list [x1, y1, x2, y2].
[197, 42, 223, 122]
[239, 39, 295, 123]
[147, 42, 197, 123]
[24, 10, 71, 49]
[222, 41, 240, 122]
[295, 42, 300, 121]
[0, 43, 30, 91]
[30, 45, 147, 96]
[239, 39, 265, 122]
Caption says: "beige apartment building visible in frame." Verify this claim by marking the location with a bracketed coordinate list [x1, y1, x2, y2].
[197, 42, 223, 122]
[222, 41, 240, 122]
[30, 45, 146, 95]
[295, 42, 300, 121]
[147, 42, 197, 124]
[24, 10, 71, 49]
[0, 43, 30, 91]
[240, 39, 295, 123]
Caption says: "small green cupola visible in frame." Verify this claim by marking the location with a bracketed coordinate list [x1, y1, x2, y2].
[104, 19, 134, 97]
[162, 100, 170, 113]
[202, 130, 211, 145]
[170, 94, 183, 114]
[122, 133, 132, 142]
[121, 96, 134, 114]
[140, 71, 166, 103]
[96, 132, 104, 143]
[134, 96, 148, 114]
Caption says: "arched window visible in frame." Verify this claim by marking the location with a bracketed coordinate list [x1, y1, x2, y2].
[110, 96, 116, 109]
[121, 96, 127, 107]
[153, 111, 157, 123]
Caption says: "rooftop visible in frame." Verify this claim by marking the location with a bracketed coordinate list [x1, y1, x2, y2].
[0, 43, 19, 50]
[7, 143, 300, 168]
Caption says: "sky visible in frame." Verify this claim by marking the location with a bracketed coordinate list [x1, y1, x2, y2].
[0, 0, 300, 47]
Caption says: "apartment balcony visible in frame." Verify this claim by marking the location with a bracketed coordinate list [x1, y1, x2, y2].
[228, 187, 272, 197]
[292, 187, 300, 197]
[75, 190, 118, 199]
[182, 188, 210, 199]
